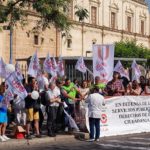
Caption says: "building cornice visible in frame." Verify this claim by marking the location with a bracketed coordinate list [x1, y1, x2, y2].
[131, 0, 147, 6]
[72, 20, 150, 39]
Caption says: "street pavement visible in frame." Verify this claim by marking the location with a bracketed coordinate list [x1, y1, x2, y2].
[1, 133, 150, 150]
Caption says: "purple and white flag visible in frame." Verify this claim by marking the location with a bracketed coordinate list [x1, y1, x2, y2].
[43, 53, 56, 76]
[28, 52, 40, 77]
[4, 86, 14, 103]
[93, 45, 114, 83]
[114, 60, 129, 80]
[6, 72, 27, 100]
[0, 58, 6, 78]
[57, 57, 64, 77]
[64, 109, 79, 131]
[52, 57, 58, 77]
[75, 57, 87, 73]
[36, 67, 45, 91]
[131, 60, 141, 81]
[15, 62, 23, 81]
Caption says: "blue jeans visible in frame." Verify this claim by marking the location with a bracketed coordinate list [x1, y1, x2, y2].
[89, 118, 100, 139]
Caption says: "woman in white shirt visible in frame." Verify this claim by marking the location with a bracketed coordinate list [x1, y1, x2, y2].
[78, 80, 89, 131]
[85, 87, 105, 142]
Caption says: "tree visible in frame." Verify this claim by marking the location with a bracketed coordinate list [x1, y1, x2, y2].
[74, 5, 89, 56]
[0, 0, 72, 31]
[115, 39, 150, 66]
[74, 5, 89, 22]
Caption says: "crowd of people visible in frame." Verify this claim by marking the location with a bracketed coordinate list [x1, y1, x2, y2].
[0, 71, 150, 142]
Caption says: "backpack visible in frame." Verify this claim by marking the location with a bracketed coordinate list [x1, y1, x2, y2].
[40, 91, 49, 106]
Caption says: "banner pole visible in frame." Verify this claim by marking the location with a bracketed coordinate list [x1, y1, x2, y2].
[86, 67, 93, 76]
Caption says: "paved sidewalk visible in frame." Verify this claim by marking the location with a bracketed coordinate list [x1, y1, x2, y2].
[2, 133, 150, 150]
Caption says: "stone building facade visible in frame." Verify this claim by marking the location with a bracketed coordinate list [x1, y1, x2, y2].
[61, 0, 150, 57]
[0, 12, 60, 64]
[0, 0, 149, 64]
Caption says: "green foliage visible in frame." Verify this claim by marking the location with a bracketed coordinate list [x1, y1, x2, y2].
[115, 39, 150, 66]
[74, 5, 89, 22]
[0, 0, 72, 31]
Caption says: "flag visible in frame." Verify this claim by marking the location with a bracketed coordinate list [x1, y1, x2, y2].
[93, 45, 115, 83]
[43, 53, 57, 76]
[131, 60, 141, 81]
[36, 67, 45, 91]
[4, 86, 14, 103]
[64, 109, 79, 131]
[6, 72, 27, 100]
[57, 57, 64, 77]
[114, 60, 129, 80]
[75, 57, 87, 73]
[0, 58, 6, 78]
[28, 52, 40, 77]
[15, 62, 23, 81]
[52, 57, 58, 77]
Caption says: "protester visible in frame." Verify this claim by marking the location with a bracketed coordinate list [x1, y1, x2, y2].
[1, 51, 150, 142]
[93, 76, 106, 93]
[25, 77, 41, 139]
[127, 80, 142, 95]
[38, 72, 49, 134]
[0, 82, 10, 142]
[79, 80, 90, 102]
[85, 87, 105, 142]
[78, 80, 89, 131]
[105, 72, 125, 96]
[12, 95, 26, 126]
[87, 80, 92, 88]
[61, 78, 82, 132]
[45, 82, 61, 137]
[55, 79, 65, 131]
[139, 75, 146, 93]
[144, 78, 150, 95]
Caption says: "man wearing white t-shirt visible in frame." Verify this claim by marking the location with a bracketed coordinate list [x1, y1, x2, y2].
[86, 87, 105, 142]
[45, 82, 61, 137]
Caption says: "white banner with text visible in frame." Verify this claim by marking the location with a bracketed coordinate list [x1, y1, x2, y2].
[100, 96, 150, 137]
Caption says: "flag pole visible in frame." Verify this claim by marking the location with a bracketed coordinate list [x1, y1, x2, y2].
[86, 67, 94, 76]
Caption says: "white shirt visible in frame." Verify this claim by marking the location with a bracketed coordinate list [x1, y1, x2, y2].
[39, 76, 49, 92]
[46, 87, 60, 107]
[86, 93, 105, 118]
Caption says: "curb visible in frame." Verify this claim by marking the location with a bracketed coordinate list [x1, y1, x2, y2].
[0, 135, 74, 146]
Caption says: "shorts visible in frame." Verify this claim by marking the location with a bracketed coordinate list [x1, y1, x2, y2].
[26, 108, 39, 122]
[0, 111, 7, 123]
[14, 109, 26, 125]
